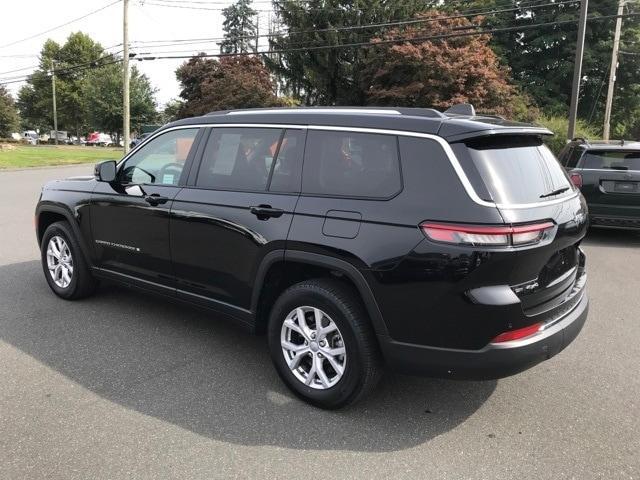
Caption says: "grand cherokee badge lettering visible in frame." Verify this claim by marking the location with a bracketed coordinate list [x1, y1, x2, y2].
[95, 239, 141, 252]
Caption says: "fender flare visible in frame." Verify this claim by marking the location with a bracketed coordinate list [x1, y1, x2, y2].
[36, 203, 94, 267]
[251, 249, 389, 337]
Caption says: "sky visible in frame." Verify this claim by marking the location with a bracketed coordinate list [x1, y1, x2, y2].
[0, 0, 275, 107]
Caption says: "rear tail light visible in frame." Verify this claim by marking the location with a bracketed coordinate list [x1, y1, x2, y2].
[569, 173, 583, 188]
[420, 222, 554, 247]
[492, 322, 543, 343]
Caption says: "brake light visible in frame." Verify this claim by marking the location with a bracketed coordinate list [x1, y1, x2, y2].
[569, 173, 583, 188]
[420, 222, 554, 247]
[492, 322, 543, 343]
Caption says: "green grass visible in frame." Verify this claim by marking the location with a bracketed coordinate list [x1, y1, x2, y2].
[0, 145, 124, 169]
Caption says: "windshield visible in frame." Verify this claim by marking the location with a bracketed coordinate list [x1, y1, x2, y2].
[581, 150, 640, 171]
[461, 136, 572, 205]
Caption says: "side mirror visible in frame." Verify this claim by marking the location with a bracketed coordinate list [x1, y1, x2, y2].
[95, 160, 116, 182]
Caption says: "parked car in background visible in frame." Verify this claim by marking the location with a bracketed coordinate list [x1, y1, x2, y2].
[48, 130, 69, 144]
[559, 138, 640, 230]
[86, 132, 113, 147]
[35, 105, 589, 408]
[23, 130, 38, 145]
[130, 132, 151, 149]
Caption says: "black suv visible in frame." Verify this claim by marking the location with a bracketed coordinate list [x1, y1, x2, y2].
[559, 138, 640, 230]
[36, 106, 589, 408]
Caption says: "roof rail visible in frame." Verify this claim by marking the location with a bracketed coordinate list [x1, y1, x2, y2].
[397, 107, 445, 119]
[221, 107, 402, 116]
[444, 103, 476, 116]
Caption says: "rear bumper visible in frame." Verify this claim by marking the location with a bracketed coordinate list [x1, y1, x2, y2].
[379, 288, 588, 380]
[589, 214, 640, 230]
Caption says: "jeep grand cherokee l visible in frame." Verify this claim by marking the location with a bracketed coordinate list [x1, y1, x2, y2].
[35, 106, 589, 409]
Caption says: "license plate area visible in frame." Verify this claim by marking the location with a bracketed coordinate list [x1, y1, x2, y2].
[614, 181, 638, 193]
[601, 180, 639, 194]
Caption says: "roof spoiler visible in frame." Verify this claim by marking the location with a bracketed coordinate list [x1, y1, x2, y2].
[444, 103, 476, 116]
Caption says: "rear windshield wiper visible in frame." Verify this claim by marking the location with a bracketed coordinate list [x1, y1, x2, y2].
[539, 187, 570, 198]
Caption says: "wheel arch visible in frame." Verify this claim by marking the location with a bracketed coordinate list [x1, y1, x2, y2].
[251, 250, 388, 337]
[36, 204, 93, 266]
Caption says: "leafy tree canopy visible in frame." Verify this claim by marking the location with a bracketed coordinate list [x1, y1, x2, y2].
[269, 0, 435, 105]
[361, 11, 536, 120]
[175, 55, 281, 117]
[84, 64, 157, 137]
[17, 32, 157, 137]
[0, 86, 20, 137]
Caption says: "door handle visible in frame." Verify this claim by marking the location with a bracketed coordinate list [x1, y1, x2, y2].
[144, 194, 169, 206]
[250, 205, 284, 220]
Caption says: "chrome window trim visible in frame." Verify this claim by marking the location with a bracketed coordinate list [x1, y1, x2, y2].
[574, 168, 640, 173]
[120, 123, 578, 210]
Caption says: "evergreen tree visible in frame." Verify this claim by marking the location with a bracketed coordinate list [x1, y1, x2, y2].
[268, 0, 434, 105]
[219, 0, 258, 54]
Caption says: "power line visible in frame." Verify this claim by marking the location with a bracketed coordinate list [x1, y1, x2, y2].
[3, 9, 636, 86]
[130, 0, 580, 48]
[0, 0, 122, 50]
[0, 43, 124, 79]
[0, 55, 124, 86]
[129, 11, 640, 61]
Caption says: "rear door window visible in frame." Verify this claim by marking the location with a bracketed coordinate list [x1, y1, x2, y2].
[302, 130, 401, 198]
[459, 136, 572, 205]
[581, 150, 640, 171]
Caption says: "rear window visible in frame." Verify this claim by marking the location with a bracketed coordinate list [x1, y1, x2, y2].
[581, 150, 640, 171]
[461, 136, 572, 205]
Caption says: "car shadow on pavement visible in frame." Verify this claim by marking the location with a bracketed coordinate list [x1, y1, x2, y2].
[0, 260, 496, 453]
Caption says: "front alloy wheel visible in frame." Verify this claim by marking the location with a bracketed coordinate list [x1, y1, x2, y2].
[40, 220, 97, 300]
[281, 306, 347, 389]
[46, 235, 74, 288]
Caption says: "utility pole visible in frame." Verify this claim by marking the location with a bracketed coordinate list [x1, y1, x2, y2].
[603, 0, 625, 140]
[50, 60, 58, 146]
[255, 12, 259, 53]
[567, 0, 589, 140]
[123, 0, 130, 154]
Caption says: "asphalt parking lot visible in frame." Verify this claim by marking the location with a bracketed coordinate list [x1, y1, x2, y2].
[1, 164, 639, 479]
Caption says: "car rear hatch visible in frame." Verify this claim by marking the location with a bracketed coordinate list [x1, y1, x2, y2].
[451, 134, 588, 318]
[576, 149, 640, 228]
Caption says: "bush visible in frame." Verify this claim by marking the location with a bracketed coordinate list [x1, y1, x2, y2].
[534, 115, 598, 156]
[0, 137, 28, 145]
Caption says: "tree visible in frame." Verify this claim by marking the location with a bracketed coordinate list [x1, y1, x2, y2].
[84, 64, 157, 138]
[219, 0, 257, 54]
[175, 55, 281, 117]
[360, 11, 532, 119]
[0, 86, 20, 137]
[269, 0, 431, 105]
[17, 33, 105, 136]
[160, 98, 184, 123]
[459, 0, 640, 137]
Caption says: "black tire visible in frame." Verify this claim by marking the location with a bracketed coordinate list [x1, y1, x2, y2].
[268, 278, 382, 409]
[40, 221, 97, 300]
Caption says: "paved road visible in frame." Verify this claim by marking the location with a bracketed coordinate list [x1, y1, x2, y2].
[1, 165, 639, 479]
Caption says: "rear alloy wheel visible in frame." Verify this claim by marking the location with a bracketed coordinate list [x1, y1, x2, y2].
[280, 306, 347, 389]
[268, 279, 382, 409]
